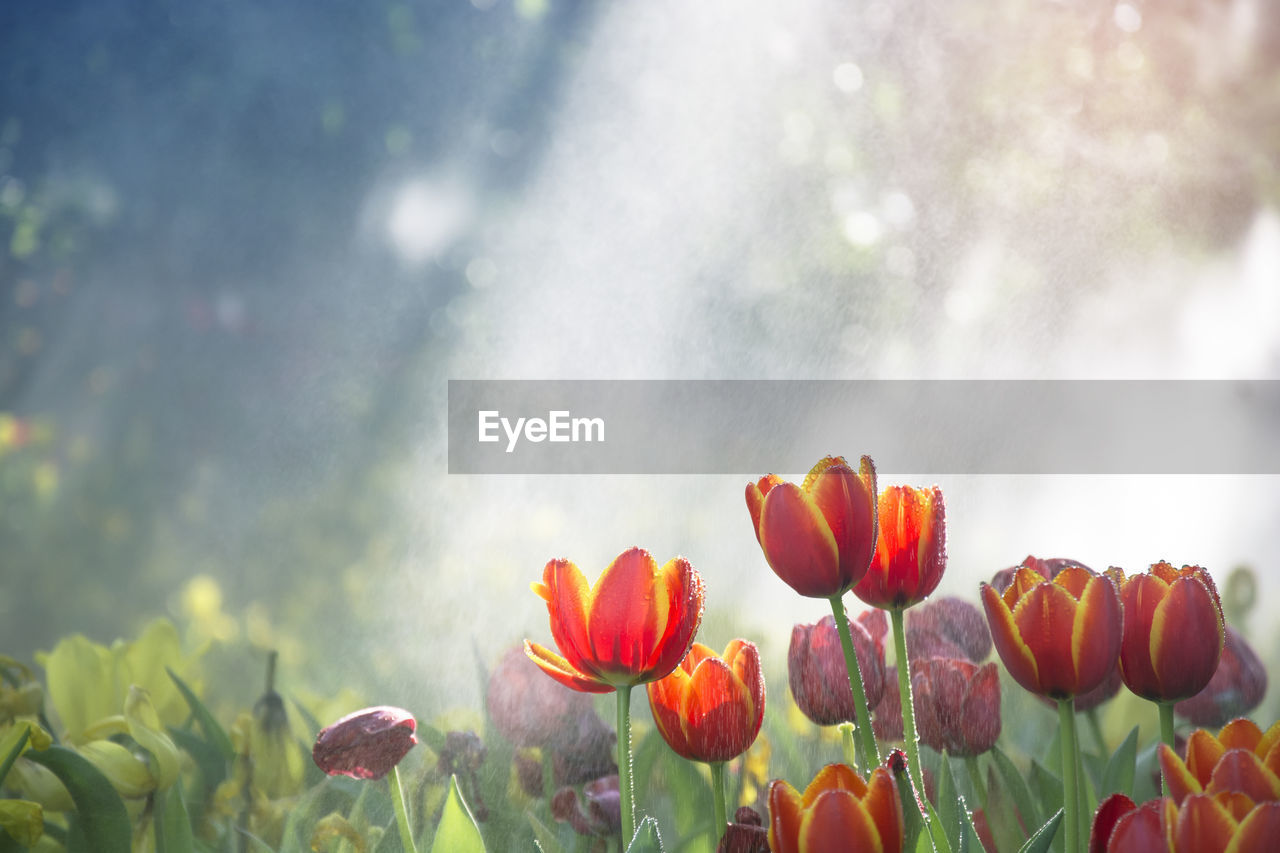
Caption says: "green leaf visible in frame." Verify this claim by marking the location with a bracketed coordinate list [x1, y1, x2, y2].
[990, 745, 1042, 832]
[984, 765, 1030, 852]
[155, 779, 196, 853]
[625, 816, 665, 853]
[1017, 808, 1064, 853]
[1100, 726, 1139, 800]
[167, 725, 227, 795]
[0, 724, 31, 785]
[922, 799, 953, 853]
[958, 798, 983, 853]
[1028, 760, 1063, 825]
[527, 810, 568, 853]
[431, 775, 486, 853]
[26, 745, 131, 853]
[936, 754, 961, 853]
[167, 669, 234, 760]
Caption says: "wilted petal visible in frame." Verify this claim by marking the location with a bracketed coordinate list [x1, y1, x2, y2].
[312, 706, 417, 780]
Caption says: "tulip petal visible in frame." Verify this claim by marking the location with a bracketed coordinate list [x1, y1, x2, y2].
[1205, 750, 1280, 804]
[1108, 797, 1169, 852]
[647, 668, 692, 758]
[1119, 573, 1170, 699]
[644, 557, 705, 679]
[524, 641, 614, 694]
[587, 548, 666, 678]
[540, 559, 600, 682]
[1150, 576, 1224, 700]
[1226, 802, 1280, 853]
[799, 789, 884, 853]
[1174, 793, 1239, 853]
[1071, 573, 1123, 697]
[981, 583, 1042, 696]
[807, 456, 877, 587]
[1012, 581, 1081, 698]
[864, 766, 904, 853]
[768, 779, 805, 853]
[1161, 742, 1206, 805]
[802, 763, 867, 806]
[1090, 793, 1136, 853]
[1218, 719, 1263, 753]
[759, 483, 843, 597]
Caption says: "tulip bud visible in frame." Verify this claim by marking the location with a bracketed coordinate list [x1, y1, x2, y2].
[788, 613, 885, 726]
[250, 654, 305, 799]
[905, 597, 991, 663]
[487, 646, 597, 751]
[313, 706, 417, 780]
[717, 806, 770, 853]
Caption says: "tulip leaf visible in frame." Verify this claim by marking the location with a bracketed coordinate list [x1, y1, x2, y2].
[167, 724, 227, 801]
[936, 754, 962, 852]
[984, 766, 1031, 853]
[26, 745, 131, 853]
[167, 668, 235, 760]
[0, 725, 31, 787]
[1100, 726, 1139, 800]
[1027, 759, 1062, 828]
[922, 799, 953, 853]
[155, 779, 196, 853]
[990, 745, 1042, 833]
[527, 810, 568, 853]
[431, 775, 486, 853]
[624, 816, 664, 853]
[1016, 808, 1063, 853]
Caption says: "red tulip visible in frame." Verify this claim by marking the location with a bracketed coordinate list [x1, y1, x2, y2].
[312, 706, 417, 780]
[1176, 626, 1268, 727]
[980, 565, 1122, 699]
[768, 764, 903, 853]
[1112, 562, 1224, 702]
[911, 658, 1001, 757]
[906, 596, 992, 663]
[853, 485, 946, 611]
[1089, 794, 1170, 853]
[717, 807, 770, 853]
[526, 547, 705, 693]
[746, 456, 878, 598]
[788, 612, 886, 726]
[647, 639, 765, 763]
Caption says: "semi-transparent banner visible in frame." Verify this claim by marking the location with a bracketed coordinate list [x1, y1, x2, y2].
[446, 380, 1280, 474]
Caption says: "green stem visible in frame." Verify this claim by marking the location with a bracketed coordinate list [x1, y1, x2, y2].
[828, 594, 880, 771]
[1158, 701, 1176, 798]
[964, 755, 988, 811]
[1058, 699, 1080, 853]
[1086, 707, 1107, 756]
[617, 685, 636, 845]
[388, 764, 419, 853]
[890, 606, 925, 797]
[710, 761, 728, 846]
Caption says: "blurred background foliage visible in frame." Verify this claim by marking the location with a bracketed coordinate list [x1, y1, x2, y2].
[3, 0, 1280, 717]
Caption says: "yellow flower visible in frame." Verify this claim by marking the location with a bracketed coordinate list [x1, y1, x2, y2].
[0, 799, 43, 845]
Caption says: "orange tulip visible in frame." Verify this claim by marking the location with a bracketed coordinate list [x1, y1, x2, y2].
[767, 763, 903, 853]
[979, 565, 1122, 699]
[1112, 562, 1225, 702]
[746, 456, 878, 598]
[1169, 794, 1280, 853]
[647, 640, 765, 763]
[1158, 719, 1280, 806]
[526, 547, 705, 693]
[853, 485, 946, 610]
